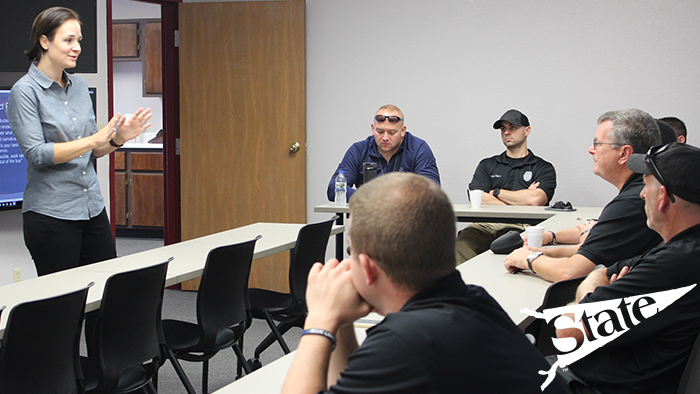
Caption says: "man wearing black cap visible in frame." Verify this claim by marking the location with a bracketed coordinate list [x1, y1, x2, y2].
[455, 109, 557, 264]
[555, 142, 700, 394]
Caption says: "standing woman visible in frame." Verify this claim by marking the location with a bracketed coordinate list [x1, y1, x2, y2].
[7, 7, 152, 276]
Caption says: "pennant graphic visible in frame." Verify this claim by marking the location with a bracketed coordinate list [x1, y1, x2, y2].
[522, 284, 696, 391]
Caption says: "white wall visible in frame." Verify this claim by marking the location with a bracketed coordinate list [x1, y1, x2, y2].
[112, 0, 163, 141]
[305, 0, 700, 224]
[113, 0, 160, 19]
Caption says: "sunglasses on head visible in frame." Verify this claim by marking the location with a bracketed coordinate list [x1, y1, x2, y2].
[374, 114, 403, 123]
[644, 144, 675, 203]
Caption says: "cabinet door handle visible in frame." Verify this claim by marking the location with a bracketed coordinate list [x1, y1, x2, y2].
[289, 142, 301, 153]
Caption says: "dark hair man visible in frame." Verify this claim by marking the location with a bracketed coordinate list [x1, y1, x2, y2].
[660, 116, 687, 143]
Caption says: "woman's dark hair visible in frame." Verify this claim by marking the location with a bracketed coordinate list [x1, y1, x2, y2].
[26, 7, 81, 62]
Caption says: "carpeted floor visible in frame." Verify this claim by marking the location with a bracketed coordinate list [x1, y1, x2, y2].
[115, 237, 301, 393]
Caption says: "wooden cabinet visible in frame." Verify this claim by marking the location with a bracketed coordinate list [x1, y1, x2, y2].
[112, 23, 139, 57]
[114, 149, 163, 237]
[112, 19, 162, 96]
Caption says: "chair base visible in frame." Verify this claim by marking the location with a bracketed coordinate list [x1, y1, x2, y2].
[253, 313, 306, 360]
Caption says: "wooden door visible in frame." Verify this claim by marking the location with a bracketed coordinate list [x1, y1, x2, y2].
[179, 1, 306, 292]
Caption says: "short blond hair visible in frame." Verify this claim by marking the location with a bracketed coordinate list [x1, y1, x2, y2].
[349, 173, 455, 291]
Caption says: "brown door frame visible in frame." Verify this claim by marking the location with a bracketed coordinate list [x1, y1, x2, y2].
[107, 0, 181, 245]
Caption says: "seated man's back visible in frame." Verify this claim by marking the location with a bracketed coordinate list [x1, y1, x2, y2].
[284, 173, 566, 394]
[334, 272, 565, 393]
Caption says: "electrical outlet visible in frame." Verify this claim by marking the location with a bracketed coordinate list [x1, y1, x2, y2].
[13, 268, 21, 283]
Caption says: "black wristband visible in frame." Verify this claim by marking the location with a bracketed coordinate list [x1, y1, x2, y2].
[548, 230, 556, 245]
[109, 138, 123, 148]
[302, 328, 337, 350]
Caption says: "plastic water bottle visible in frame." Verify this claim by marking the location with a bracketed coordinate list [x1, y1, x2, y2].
[335, 170, 347, 207]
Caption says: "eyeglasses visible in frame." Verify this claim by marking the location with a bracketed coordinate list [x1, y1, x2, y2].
[374, 115, 403, 123]
[592, 139, 619, 150]
[644, 144, 675, 203]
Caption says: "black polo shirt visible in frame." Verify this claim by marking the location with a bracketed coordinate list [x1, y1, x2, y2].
[571, 223, 700, 394]
[468, 150, 557, 203]
[577, 173, 662, 266]
[323, 271, 568, 394]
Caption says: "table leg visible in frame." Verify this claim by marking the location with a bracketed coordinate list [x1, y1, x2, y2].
[335, 214, 344, 260]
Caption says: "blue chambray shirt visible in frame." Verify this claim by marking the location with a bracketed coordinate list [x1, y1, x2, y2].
[7, 63, 105, 220]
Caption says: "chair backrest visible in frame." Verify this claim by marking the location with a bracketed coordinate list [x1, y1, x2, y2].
[92, 260, 170, 392]
[534, 275, 585, 356]
[677, 330, 700, 394]
[288, 216, 337, 307]
[0, 284, 92, 394]
[197, 236, 260, 350]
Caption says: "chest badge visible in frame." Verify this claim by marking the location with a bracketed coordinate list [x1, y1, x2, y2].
[523, 171, 533, 183]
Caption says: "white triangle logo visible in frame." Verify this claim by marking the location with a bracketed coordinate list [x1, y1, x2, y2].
[522, 284, 696, 390]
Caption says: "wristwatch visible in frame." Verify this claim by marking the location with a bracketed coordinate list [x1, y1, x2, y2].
[526, 251, 543, 274]
[492, 188, 501, 198]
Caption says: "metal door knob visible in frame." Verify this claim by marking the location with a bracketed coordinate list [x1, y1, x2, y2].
[289, 142, 301, 153]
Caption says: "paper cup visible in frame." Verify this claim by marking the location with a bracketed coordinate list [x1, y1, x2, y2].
[525, 226, 545, 248]
[468, 189, 484, 209]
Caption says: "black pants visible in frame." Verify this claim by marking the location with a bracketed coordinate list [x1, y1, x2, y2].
[23, 209, 117, 276]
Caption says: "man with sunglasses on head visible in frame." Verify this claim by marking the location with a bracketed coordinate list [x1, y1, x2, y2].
[553, 142, 700, 394]
[455, 109, 557, 264]
[504, 109, 663, 282]
[326, 104, 440, 202]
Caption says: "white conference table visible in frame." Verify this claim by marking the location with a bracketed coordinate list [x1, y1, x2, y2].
[216, 206, 603, 393]
[316, 201, 599, 259]
[0, 222, 344, 338]
[457, 206, 601, 325]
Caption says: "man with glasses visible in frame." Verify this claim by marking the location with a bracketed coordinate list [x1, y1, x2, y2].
[504, 109, 663, 282]
[455, 109, 557, 264]
[326, 104, 440, 202]
[554, 142, 700, 394]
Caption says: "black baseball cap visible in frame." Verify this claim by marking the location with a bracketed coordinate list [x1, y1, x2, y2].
[627, 142, 700, 205]
[493, 109, 530, 129]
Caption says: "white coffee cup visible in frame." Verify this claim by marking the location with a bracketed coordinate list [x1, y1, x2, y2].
[525, 226, 545, 248]
[468, 189, 484, 209]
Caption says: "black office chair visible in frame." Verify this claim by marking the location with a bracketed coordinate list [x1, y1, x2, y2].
[677, 330, 700, 394]
[162, 236, 260, 394]
[80, 260, 170, 394]
[247, 216, 336, 368]
[0, 284, 92, 394]
[524, 275, 586, 356]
